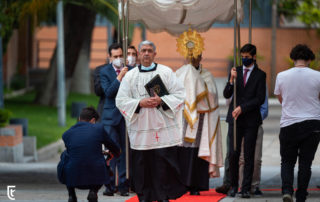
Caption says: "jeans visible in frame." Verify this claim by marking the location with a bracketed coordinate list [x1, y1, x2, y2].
[280, 120, 320, 201]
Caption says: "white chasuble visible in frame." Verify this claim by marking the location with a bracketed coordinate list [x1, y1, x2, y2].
[116, 64, 185, 150]
[176, 64, 223, 177]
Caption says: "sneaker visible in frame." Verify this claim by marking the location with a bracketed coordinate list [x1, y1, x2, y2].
[282, 194, 293, 202]
[253, 187, 263, 197]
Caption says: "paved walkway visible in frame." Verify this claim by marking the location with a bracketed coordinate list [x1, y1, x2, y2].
[1, 123, 320, 201]
[1, 79, 320, 201]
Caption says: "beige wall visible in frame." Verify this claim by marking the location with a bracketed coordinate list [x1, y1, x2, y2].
[33, 26, 320, 90]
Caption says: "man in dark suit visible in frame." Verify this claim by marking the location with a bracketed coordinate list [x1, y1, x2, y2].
[93, 64, 107, 121]
[223, 43, 266, 198]
[60, 107, 120, 202]
[100, 43, 133, 196]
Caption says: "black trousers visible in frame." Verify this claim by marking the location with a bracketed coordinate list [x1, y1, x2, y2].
[67, 185, 102, 197]
[280, 120, 320, 201]
[228, 124, 258, 192]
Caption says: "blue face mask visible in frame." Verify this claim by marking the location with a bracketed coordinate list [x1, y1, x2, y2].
[242, 58, 254, 67]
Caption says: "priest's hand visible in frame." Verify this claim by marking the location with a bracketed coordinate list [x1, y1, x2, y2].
[232, 106, 242, 120]
[150, 93, 162, 107]
[139, 93, 162, 108]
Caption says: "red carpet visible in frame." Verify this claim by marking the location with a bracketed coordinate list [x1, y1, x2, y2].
[126, 189, 226, 202]
[126, 188, 320, 202]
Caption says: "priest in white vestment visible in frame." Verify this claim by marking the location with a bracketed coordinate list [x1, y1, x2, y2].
[176, 54, 223, 195]
[116, 40, 187, 202]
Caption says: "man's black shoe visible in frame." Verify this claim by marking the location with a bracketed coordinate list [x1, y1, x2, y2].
[227, 187, 238, 197]
[120, 190, 129, 196]
[158, 200, 169, 202]
[190, 191, 200, 195]
[103, 185, 114, 196]
[68, 196, 77, 202]
[240, 191, 250, 198]
[253, 187, 263, 197]
[87, 190, 98, 202]
[215, 184, 231, 194]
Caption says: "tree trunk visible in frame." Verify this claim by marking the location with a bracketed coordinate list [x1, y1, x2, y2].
[70, 25, 93, 94]
[35, 4, 96, 105]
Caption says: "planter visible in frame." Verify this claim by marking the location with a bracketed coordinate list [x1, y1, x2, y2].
[10, 118, 28, 136]
[0, 125, 23, 162]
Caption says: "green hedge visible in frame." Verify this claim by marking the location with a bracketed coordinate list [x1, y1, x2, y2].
[5, 92, 99, 149]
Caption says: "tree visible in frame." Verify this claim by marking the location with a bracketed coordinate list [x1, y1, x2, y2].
[278, 0, 320, 71]
[35, 3, 97, 105]
[1, 0, 119, 105]
[278, 0, 320, 33]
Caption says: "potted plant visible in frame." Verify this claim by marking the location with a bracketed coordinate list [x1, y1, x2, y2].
[0, 108, 12, 128]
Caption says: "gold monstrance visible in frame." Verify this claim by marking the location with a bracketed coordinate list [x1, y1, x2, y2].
[176, 28, 204, 63]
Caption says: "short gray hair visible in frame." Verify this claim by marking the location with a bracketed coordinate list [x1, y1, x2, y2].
[138, 40, 156, 52]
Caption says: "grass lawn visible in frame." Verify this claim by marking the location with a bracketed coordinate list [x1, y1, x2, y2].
[5, 92, 99, 149]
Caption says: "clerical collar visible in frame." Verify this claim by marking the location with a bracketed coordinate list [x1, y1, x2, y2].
[139, 63, 157, 72]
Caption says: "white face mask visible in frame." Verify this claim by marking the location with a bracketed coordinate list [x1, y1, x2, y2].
[112, 58, 124, 68]
[127, 56, 136, 66]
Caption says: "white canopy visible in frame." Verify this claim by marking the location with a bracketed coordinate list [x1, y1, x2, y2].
[129, 0, 244, 35]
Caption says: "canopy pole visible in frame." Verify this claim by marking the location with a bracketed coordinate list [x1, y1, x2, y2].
[233, 0, 238, 152]
[249, 0, 252, 43]
[121, 0, 127, 62]
[271, 0, 277, 95]
[56, 0, 66, 126]
[117, 1, 122, 43]
[0, 24, 4, 109]
[237, 24, 241, 66]
[123, 0, 130, 181]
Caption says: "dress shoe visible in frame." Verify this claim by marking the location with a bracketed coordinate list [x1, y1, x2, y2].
[282, 194, 293, 202]
[158, 200, 169, 202]
[240, 191, 250, 198]
[189, 191, 200, 195]
[103, 186, 114, 196]
[253, 187, 263, 197]
[87, 190, 98, 202]
[68, 196, 77, 202]
[227, 187, 238, 197]
[215, 184, 231, 194]
[120, 190, 129, 196]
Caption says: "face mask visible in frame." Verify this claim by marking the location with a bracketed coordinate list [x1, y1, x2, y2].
[112, 58, 124, 68]
[127, 56, 136, 66]
[242, 58, 254, 67]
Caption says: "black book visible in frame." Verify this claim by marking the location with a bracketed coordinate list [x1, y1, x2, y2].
[144, 74, 169, 97]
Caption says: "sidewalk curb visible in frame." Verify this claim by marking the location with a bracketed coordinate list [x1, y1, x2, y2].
[37, 139, 64, 162]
